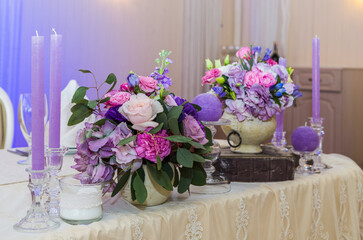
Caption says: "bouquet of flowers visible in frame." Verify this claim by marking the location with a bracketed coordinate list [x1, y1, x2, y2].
[202, 46, 302, 121]
[68, 50, 212, 204]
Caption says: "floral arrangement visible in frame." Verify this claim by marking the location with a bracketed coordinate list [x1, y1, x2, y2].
[202, 46, 302, 121]
[67, 50, 212, 204]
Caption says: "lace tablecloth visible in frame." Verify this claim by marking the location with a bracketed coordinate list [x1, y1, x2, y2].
[0, 150, 362, 240]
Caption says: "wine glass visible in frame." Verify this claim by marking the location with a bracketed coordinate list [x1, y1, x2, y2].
[17, 93, 48, 165]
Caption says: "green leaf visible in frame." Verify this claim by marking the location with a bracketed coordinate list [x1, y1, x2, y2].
[177, 167, 193, 193]
[70, 101, 88, 112]
[93, 119, 107, 126]
[191, 162, 206, 186]
[164, 135, 192, 143]
[105, 73, 116, 84]
[78, 69, 92, 74]
[224, 54, 230, 65]
[111, 170, 130, 197]
[191, 153, 205, 163]
[156, 154, 162, 170]
[177, 148, 193, 168]
[133, 174, 147, 204]
[205, 59, 214, 70]
[72, 87, 89, 103]
[155, 112, 168, 128]
[189, 141, 206, 150]
[67, 104, 93, 126]
[204, 126, 213, 147]
[173, 167, 179, 187]
[149, 123, 164, 134]
[131, 168, 145, 201]
[88, 100, 97, 109]
[215, 59, 222, 68]
[194, 146, 212, 155]
[147, 162, 173, 191]
[168, 118, 180, 135]
[118, 135, 137, 146]
[161, 163, 173, 180]
[191, 103, 201, 111]
[99, 97, 110, 103]
[167, 105, 183, 119]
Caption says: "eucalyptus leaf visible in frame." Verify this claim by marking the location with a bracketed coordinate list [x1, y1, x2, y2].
[161, 163, 173, 180]
[156, 154, 162, 170]
[167, 105, 183, 119]
[88, 100, 97, 109]
[191, 103, 201, 111]
[72, 87, 89, 103]
[164, 135, 192, 143]
[111, 170, 130, 197]
[191, 153, 205, 163]
[149, 123, 164, 134]
[78, 69, 92, 74]
[188, 141, 206, 150]
[191, 162, 206, 186]
[177, 148, 193, 168]
[133, 174, 147, 204]
[155, 112, 168, 129]
[99, 97, 110, 103]
[105, 73, 117, 84]
[168, 118, 180, 135]
[147, 162, 173, 191]
[68, 105, 93, 126]
[177, 167, 193, 193]
[173, 167, 179, 187]
[118, 135, 137, 146]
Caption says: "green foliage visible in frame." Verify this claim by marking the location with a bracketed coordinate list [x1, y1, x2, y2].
[111, 170, 130, 197]
[147, 162, 173, 191]
[224, 54, 230, 65]
[205, 59, 214, 70]
[177, 148, 193, 168]
[177, 167, 193, 193]
[118, 135, 137, 146]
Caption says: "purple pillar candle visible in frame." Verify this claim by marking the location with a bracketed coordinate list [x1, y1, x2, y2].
[312, 36, 320, 120]
[31, 32, 45, 170]
[275, 111, 284, 141]
[49, 29, 62, 148]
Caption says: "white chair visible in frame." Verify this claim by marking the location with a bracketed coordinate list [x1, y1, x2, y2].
[0, 87, 14, 149]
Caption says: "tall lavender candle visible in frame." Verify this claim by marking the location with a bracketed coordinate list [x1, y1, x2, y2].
[312, 36, 320, 120]
[49, 29, 62, 148]
[275, 111, 284, 141]
[31, 31, 45, 170]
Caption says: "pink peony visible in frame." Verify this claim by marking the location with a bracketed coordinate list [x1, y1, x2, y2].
[236, 47, 252, 60]
[267, 58, 278, 66]
[120, 83, 132, 92]
[139, 76, 158, 93]
[119, 93, 163, 131]
[202, 68, 222, 86]
[183, 115, 208, 145]
[135, 130, 171, 163]
[259, 72, 276, 88]
[244, 71, 260, 88]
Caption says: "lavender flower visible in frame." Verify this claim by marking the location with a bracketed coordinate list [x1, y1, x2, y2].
[150, 67, 172, 89]
[262, 48, 272, 61]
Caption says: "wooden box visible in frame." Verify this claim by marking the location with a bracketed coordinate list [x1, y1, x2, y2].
[214, 145, 297, 182]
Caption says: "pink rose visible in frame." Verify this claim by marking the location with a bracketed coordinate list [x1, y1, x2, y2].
[244, 71, 260, 88]
[119, 83, 132, 92]
[139, 76, 158, 93]
[183, 115, 208, 145]
[202, 68, 221, 86]
[119, 93, 163, 131]
[267, 58, 278, 66]
[236, 47, 251, 60]
[104, 90, 131, 107]
[259, 72, 276, 88]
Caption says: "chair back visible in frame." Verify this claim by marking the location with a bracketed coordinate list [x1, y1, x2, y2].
[0, 87, 14, 149]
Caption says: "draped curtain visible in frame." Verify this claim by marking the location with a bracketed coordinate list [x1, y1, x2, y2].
[233, 0, 291, 58]
[180, 0, 223, 100]
[0, 0, 23, 147]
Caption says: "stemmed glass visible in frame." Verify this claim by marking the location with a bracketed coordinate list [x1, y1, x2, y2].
[17, 93, 48, 165]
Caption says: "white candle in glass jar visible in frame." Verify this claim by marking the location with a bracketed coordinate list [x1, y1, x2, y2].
[59, 176, 103, 224]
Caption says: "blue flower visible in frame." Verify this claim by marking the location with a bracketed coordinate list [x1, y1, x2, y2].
[275, 83, 284, 90]
[274, 91, 282, 97]
[262, 48, 272, 61]
[212, 86, 227, 98]
[252, 46, 262, 56]
[127, 73, 139, 87]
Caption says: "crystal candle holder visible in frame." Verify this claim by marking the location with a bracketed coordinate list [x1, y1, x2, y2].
[13, 168, 59, 232]
[59, 176, 103, 225]
[45, 147, 68, 219]
[271, 131, 288, 151]
[308, 117, 329, 170]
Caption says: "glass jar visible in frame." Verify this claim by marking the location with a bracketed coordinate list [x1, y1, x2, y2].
[59, 176, 103, 225]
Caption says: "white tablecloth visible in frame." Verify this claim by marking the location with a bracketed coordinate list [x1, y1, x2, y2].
[0, 150, 362, 240]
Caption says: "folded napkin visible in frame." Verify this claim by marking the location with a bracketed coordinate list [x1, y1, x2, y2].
[59, 80, 95, 148]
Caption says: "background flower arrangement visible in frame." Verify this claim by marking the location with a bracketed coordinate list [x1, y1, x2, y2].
[68, 50, 213, 204]
[202, 46, 302, 122]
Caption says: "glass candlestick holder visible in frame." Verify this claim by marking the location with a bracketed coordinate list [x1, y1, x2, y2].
[308, 117, 329, 170]
[45, 147, 68, 219]
[271, 131, 288, 151]
[291, 149, 315, 175]
[190, 118, 231, 194]
[13, 168, 60, 232]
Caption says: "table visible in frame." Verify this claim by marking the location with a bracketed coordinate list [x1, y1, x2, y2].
[0, 150, 362, 240]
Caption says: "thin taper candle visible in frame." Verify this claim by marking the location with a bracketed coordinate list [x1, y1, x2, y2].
[49, 28, 62, 148]
[31, 31, 45, 170]
[275, 111, 284, 141]
[312, 36, 320, 120]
